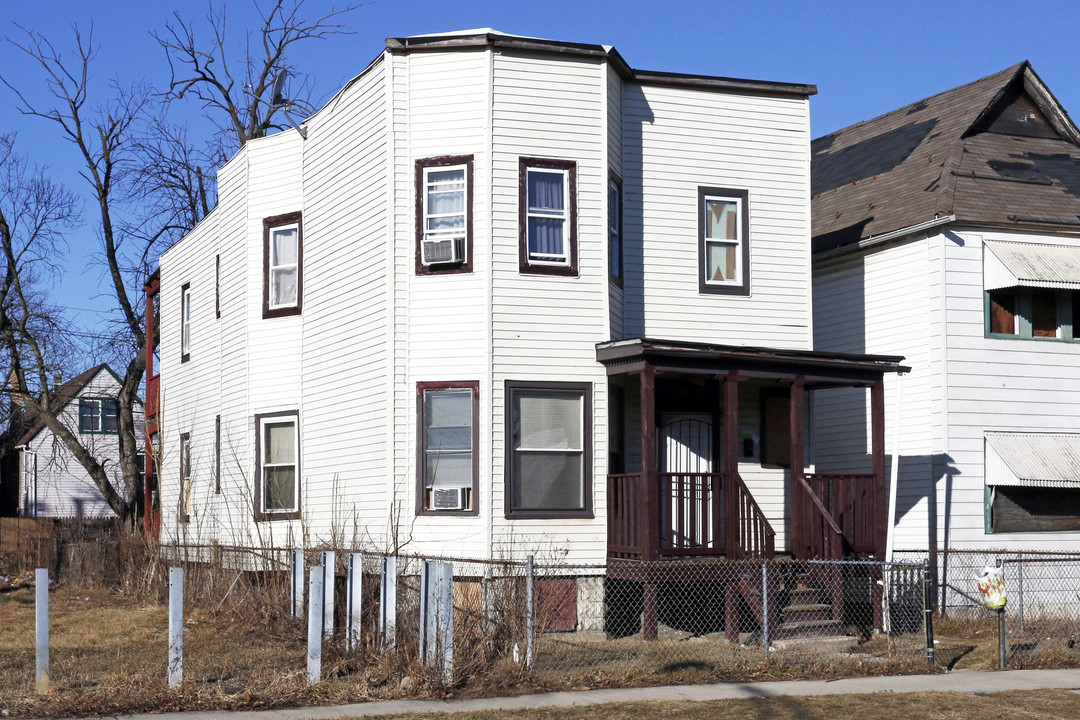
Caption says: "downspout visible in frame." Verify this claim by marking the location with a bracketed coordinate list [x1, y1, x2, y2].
[885, 371, 906, 563]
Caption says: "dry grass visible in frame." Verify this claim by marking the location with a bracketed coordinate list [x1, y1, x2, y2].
[369, 691, 1080, 720]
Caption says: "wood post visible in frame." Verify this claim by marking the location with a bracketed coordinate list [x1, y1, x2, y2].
[724, 371, 740, 556]
[871, 380, 886, 559]
[639, 365, 659, 641]
[790, 376, 805, 558]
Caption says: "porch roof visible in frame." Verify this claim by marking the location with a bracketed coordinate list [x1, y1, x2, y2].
[595, 338, 908, 385]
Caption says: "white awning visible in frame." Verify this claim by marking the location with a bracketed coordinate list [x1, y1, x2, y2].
[984, 239, 1080, 291]
[985, 432, 1080, 487]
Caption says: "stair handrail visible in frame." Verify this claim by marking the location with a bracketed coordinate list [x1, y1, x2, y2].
[729, 471, 775, 559]
[794, 474, 843, 560]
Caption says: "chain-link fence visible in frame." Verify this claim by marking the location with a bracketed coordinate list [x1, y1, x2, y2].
[895, 549, 1080, 669]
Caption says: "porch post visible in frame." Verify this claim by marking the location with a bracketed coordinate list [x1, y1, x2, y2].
[871, 379, 886, 559]
[639, 364, 659, 641]
[790, 375, 805, 558]
[723, 371, 740, 557]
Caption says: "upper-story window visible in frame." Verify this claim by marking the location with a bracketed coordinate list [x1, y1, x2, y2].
[263, 212, 303, 319]
[180, 283, 191, 363]
[984, 239, 1080, 341]
[79, 398, 119, 434]
[609, 175, 623, 286]
[698, 187, 750, 296]
[519, 158, 578, 277]
[416, 156, 473, 274]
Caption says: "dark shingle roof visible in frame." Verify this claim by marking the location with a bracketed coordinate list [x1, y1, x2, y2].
[17, 365, 110, 446]
[812, 62, 1080, 253]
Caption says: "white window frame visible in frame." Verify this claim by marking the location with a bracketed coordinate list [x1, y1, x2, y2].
[268, 222, 300, 310]
[78, 398, 119, 433]
[257, 413, 300, 517]
[422, 164, 468, 246]
[180, 284, 191, 361]
[525, 166, 571, 266]
[702, 193, 745, 288]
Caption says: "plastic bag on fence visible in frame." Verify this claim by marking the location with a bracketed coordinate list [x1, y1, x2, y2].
[976, 566, 1007, 610]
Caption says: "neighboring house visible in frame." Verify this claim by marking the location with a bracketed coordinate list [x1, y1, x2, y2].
[812, 61, 1080, 553]
[146, 29, 904, 594]
[3, 365, 143, 519]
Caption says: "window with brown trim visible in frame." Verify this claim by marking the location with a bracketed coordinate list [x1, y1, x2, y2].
[262, 212, 302, 319]
[505, 381, 592, 518]
[180, 283, 191, 363]
[609, 174, 623, 286]
[254, 410, 301, 521]
[416, 156, 473, 274]
[179, 432, 191, 523]
[416, 381, 479, 515]
[698, 187, 750, 296]
[519, 158, 578, 276]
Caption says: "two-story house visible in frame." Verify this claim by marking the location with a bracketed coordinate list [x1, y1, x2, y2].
[145, 31, 905, 633]
[812, 62, 1080, 559]
[4, 365, 142, 519]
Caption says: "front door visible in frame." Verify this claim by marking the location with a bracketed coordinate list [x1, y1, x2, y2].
[660, 414, 716, 550]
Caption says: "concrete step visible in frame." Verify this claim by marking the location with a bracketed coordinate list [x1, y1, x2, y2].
[782, 603, 834, 624]
[776, 618, 845, 639]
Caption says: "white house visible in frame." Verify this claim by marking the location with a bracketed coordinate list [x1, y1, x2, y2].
[10, 365, 140, 519]
[147, 30, 904, 579]
[812, 62, 1080, 554]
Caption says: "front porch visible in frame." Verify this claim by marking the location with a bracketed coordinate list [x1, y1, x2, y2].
[598, 339, 907, 564]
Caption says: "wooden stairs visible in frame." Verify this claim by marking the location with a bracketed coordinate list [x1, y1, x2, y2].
[725, 564, 846, 643]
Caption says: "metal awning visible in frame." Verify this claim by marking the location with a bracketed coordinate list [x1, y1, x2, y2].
[985, 432, 1080, 487]
[984, 239, 1080, 291]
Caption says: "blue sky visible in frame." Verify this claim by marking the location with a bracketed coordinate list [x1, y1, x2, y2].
[3, 0, 1080, 339]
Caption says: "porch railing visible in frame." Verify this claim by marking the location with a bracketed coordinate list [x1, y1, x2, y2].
[792, 475, 844, 560]
[804, 473, 878, 555]
[607, 472, 774, 560]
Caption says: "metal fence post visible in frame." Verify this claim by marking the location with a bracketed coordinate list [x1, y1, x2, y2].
[321, 550, 335, 640]
[525, 555, 535, 668]
[997, 557, 1006, 670]
[761, 562, 770, 661]
[35, 568, 48, 694]
[380, 555, 397, 651]
[290, 549, 304, 619]
[168, 567, 183, 689]
[420, 560, 433, 664]
[307, 565, 323, 684]
[439, 562, 454, 685]
[347, 553, 363, 651]
[923, 559, 935, 665]
[1017, 556, 1024, 635]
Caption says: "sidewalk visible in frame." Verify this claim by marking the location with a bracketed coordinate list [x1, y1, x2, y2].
[98, 669, 1080, 720]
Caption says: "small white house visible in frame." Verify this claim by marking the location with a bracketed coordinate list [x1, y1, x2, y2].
[148, 30, 903, 572]
[11, 365, 140, 519]
[812, 62, 1080, 553]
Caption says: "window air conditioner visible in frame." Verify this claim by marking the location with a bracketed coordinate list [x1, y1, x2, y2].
[421, 235, 464, 265]
[431, 487, 468, 511]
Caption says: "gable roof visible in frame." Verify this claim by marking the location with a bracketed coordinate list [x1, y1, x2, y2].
[17, 365, 116, 446]
[812, 62, 1080, 254]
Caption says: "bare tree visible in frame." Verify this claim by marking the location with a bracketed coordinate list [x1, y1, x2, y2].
[155, 0, 361, 149]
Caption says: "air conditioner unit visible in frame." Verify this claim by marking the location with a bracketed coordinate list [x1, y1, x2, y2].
[431, 487, 469, 511]
[421, 235, 464, 265]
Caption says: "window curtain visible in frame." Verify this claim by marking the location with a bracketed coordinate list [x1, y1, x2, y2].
[271, 227, 298, 306]
[426, 169, 465, 232]
[264, 421, 296, 510]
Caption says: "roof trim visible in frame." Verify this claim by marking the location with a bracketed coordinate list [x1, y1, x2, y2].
[386, 32, 816, 98]
[814, 215, 956, 261]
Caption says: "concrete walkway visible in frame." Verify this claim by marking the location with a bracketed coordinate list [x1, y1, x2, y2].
[94, 669, 1080, 720]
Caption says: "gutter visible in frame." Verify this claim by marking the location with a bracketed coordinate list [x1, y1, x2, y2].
[814, 214, 956, 261]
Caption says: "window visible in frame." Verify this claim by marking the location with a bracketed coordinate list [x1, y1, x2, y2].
[987, 485, 1080, 533]
[254, 411, 300, 520]
[79, 398, 119, 434]
[417, 382, 478, 514]
[986, 287, 1076, 340]
[519, 158, 578, 276]
[698, 187, 750, 296]
[609, 175, 623, 286]
[416, 156, 473, 274]
[179, 432, 191, 523]
[180, 283, 191, 363]
[262, 212, 302, 318]
[505, 381, 591, 518]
